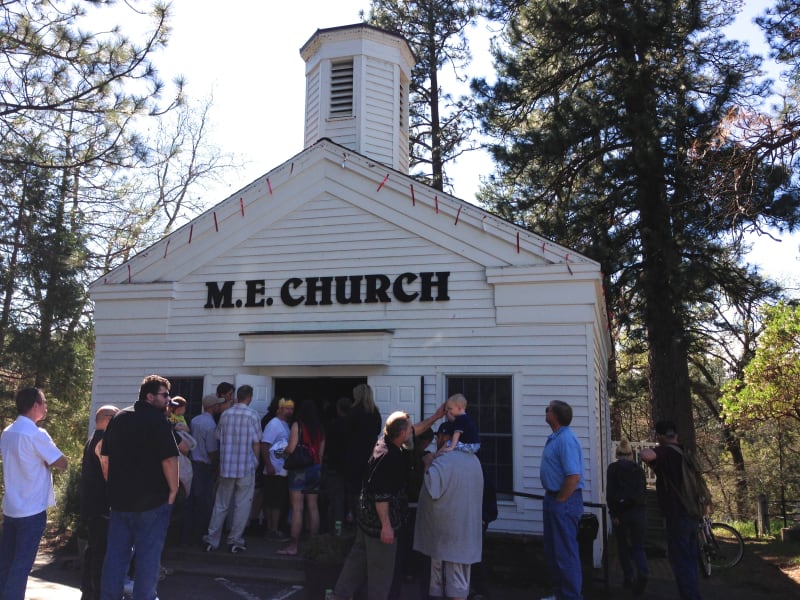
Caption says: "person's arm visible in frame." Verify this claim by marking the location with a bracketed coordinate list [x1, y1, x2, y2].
[640, 447, 656, 463]
[285, 422, 299, 454]
[318, 437, 325, 463]
[413, 403, 446, 437]
[95, 440, 110, 480]
[557, 474, 581, 502]
[261, 442, 275, 475]
[177, 438, 192, 455]
[252, 440, 260, 460]
[440, 430, 460, 452]
[421, 451, 436, 472]
[162, 456, 179, 505]
[375, 500, 394, 544]
[49, 454, 68, 471]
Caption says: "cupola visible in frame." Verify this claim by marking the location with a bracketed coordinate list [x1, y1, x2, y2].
[300, 24, 415, 174]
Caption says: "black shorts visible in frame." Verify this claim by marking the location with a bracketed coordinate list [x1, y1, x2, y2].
[263, 474, 289, 508]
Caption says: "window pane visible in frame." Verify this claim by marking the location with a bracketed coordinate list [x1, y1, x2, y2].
[446, 375, 513, 495]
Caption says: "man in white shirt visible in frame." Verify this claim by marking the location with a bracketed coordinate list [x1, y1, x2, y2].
[0, 387, 67, 600]
[260, 398, 294, 540]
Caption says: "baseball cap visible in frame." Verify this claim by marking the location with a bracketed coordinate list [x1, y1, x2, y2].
[202, 394, 223, 409]
[655, 420, 677, 436]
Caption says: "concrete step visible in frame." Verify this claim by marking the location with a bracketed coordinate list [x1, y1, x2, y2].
[163, 557, 304, 584]
[161, 537, 306, 584]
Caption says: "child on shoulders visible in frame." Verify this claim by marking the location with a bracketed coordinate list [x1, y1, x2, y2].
[439, 393, 480, 454]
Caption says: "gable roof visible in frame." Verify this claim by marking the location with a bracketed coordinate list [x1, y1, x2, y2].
[90, 138, 600, 288]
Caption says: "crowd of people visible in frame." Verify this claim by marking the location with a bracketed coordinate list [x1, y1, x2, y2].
[0, 379, 706, 600]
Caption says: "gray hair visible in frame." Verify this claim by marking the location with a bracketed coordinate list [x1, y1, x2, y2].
[549, 400, 573, 426]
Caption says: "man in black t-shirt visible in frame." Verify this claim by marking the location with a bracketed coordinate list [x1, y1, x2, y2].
[99, 375, 179, 600]
[641, 421, 702, 600]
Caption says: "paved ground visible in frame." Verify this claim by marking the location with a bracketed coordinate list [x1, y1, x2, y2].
[22, 533, 800, 599]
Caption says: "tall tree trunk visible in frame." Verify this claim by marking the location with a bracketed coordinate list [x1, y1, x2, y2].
[617, 37, 696, 447]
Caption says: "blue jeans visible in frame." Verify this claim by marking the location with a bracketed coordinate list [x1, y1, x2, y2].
[189, 462, 215, 544]
[665, 514, 702, 600]
[0, 510, 47, 600]
[100, 503, 172, 600]
[543, 490, 583, 600]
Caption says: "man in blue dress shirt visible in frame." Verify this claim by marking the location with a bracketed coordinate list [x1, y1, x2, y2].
[540, 400, 584, 600]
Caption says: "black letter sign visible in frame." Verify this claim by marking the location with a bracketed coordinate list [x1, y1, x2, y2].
[245, 280, 266, 307]
[281, 278, 304, 307]
[205, 281, 235, 308]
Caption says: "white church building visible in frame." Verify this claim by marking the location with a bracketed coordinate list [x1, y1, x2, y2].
[89, 24, 612, 550]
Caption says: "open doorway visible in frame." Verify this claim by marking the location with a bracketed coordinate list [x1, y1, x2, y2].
[274, 376, 366, 423]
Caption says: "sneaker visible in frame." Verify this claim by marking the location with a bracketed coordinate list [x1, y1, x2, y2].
[123, 577, 134, 598]
[204, 543, 216, 552]
[540, 596, 557, 600]
[266, 530, 291, 542]
[230, 543, 247, 554]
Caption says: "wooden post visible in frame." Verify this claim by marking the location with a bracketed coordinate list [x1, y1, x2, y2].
[756, 493, 769, 536]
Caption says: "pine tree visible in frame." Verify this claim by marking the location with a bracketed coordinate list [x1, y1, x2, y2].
[366, 0, 482, 191]
[475, 0, 798, 447]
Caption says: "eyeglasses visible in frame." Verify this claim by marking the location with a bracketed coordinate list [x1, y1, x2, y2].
[545, 406, 551, 413]
[155, 392, 171, 399]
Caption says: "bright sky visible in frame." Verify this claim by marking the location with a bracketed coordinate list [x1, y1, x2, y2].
[134, 0, 798, 286]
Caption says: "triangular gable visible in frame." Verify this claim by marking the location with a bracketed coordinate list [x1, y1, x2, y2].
[90, 139, 598, 288]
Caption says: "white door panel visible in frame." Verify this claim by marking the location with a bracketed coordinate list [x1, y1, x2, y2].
[235, 374, 272, 420]
[368, 375, 420, 422]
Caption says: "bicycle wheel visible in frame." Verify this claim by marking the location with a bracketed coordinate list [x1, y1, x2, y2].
[707, 522, 744, 569]
[697, 529, 712, 577]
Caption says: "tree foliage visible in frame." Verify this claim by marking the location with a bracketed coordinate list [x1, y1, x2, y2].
[0, 1, 235, 461]
[474, 0, 799, 447]
[721, 302, 800, 425]
[0, 0, 182, 171]
[365, 0, 482, 191]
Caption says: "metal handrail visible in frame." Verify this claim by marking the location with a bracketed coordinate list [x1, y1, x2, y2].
[496, 489, 609, 586]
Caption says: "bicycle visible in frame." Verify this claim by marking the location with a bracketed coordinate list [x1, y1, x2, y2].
[697, 516, 744, 576]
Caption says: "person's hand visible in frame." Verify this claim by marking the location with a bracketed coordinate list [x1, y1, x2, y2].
[432, 403, 446, 420]
[612, 517, 620, 526]
[380, 524, 395, 545]
[422, 452, 436, 471]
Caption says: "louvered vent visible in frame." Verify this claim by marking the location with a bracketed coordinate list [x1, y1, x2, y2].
[330, 59, 354, 118]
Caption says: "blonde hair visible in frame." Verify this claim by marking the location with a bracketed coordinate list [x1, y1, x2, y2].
[353, 383, 377, 414]
[447, 393, 467, 409]
[617, 438, 633, 458]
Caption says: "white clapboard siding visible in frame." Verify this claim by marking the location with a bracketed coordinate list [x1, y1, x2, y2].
[303, 63, 321, 149]
[89, 140, 609, 555]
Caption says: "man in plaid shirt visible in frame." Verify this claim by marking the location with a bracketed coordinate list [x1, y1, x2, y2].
[203, 385, 261, 553]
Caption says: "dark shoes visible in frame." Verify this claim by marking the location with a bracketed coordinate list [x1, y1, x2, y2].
[633, 574, 648, 595]
[266, 530, 291, 542]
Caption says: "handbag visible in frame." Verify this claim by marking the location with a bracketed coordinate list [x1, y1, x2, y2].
[176, 430, 197, 494]
[284, 422, 314, 471]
